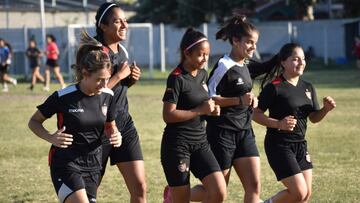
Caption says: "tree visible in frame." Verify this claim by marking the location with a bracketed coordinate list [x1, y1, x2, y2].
[130, 0, 256, 27]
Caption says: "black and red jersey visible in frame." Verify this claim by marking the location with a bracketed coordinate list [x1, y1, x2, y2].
[257, 75, 320, 142]
[162, 64, 210, 143]
[37, 84, 116, 171]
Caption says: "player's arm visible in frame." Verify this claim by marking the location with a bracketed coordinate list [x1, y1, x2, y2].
[212, 92, 257, 108]
[253, 108, 297, 131]
[162, 100, 215, 123]
[126, 61, 141, 88]
[104, 121, 122, 147]
[107, 61, 131, 89]
[28, 110, 73, 148]
[308, 96, 336, 123]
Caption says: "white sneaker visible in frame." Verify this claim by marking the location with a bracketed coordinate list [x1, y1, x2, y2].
[43, 86, 50, 92]
[12, 78, 17, 86]
[2, 87, 8, 92]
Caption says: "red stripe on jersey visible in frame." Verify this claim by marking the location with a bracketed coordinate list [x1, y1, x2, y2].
[271, 76, 283, 85]
[57, 112, 63, 129]
[171, 67, 182, 76]
[48, 147, 56, 166]
[102, 46, 110, 55]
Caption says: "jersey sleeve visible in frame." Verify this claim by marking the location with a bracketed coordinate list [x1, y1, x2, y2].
[162, 75, 181, 104]
[248, 54, 277, 79]
[37, 92, 61, 118]
[106, 96, 117, 122]
[208, 64, 228, 97]
[310, 84, 320, 111]
[257, 84, 276, 112]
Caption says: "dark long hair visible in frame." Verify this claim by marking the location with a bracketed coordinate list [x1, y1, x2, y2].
[259, 43, 303, 90]
[179, 27, 207, 63]
[215, 15, 258, 44]
[72, 30, 111, 82]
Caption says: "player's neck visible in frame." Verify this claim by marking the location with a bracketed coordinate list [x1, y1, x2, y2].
[79, 81, 95, 96]
[282, 73, 299, 86]
[182, 61, 198, 77]
[103, 38, 119, 53]
[229, 51, 245, 65]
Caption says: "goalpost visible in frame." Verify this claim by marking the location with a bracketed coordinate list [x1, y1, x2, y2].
[66, 23, 154, 82]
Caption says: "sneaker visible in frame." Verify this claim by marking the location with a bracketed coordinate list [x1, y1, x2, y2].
[43, 86, 50, 92]
[2, 87, 8, 92]
[28, 85, 34, 91]
[12, 78, 17, 86]
[61, 84, 66, 89]
[163, 185, 172, 203]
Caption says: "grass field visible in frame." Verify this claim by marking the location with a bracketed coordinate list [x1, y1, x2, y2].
[0, 63, 359, 202]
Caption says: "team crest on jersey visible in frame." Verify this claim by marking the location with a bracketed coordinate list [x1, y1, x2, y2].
[202, 81, 208, 92]
[305, 89, 312, 100]
[305, 152, 311, 163]
[102, 104, 108, 117]
[177, 161, 189, 173]
[236, 77, 244, 85]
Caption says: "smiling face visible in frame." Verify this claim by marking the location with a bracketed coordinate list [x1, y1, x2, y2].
[232, 31, 258, 60]
[101, 7, 128, 42]
[82, 67, 111, 95]
[281, 47, 306, 78]
[184, 41, 210, 70]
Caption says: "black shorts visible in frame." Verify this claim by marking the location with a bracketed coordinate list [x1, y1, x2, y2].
[161, 136, 221, 187]
[264, 136, 313, 181]
[207, 125, 259, 170]
[30, 61, 40, 69]
[0, 64, 9, 73]
[50, 167, 100, 203]
[101, 118, 143, 175]
[46, 59, 59, 68]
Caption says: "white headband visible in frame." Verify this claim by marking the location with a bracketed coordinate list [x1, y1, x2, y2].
[185, 38, 207, 51]
[98, 3, 116, 27]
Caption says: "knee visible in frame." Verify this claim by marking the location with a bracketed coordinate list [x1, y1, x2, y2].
[130, 181, 147, 198]
[244, 179, 261, 195]
[291, 187, 308, 202]
[208, 186, 227, 202]
[303, 188, 312, 202]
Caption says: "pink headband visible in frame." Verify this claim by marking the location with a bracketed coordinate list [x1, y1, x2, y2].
[98, 3, 116, 27]
[185, 38, 207, 51]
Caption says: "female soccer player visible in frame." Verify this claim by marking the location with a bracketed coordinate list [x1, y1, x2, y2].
[26, 39, 45, 90]
[0, 39, 17, 92]
[28, 31, 122, 203]
[161, 28, 226, 203]
[94, 3, 146, 203]
[44, 34, 66, 91]
[253, 43, 336, 203]
[202, 15, 277, 203]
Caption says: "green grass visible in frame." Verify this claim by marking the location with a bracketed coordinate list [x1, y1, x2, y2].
[1, 63, 360, 202]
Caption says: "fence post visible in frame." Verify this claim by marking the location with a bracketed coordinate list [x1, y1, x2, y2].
[23, 26, 29, 79]
[160, 23, 166, 72]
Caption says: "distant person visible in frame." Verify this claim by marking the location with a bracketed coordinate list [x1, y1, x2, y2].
[305, 46, 315, 61]
[28, 31, 122, 203]
[0, 39, 17, 92]
[94, 3, 147, 203]
[26, 39, 45, 90]
[161, 28, 226, 203]
[354, 35, 360, 69]
[253, 43, 336, 203]
[44, 34, 66, 91]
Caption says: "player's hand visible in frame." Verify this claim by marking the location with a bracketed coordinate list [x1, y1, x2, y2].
[240, 92, 255, 107]
[109, 130, 122, 147]
[210, 105, 221, 116]
[117, 61, 131, 80]
[130, 61, 141, 81]
[278, 115, 297, 131]
[251, 96, 258, 108]
[323, 96, 336, 112]
[50, 126, 73, 148]
[199, 99, 215, 115]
